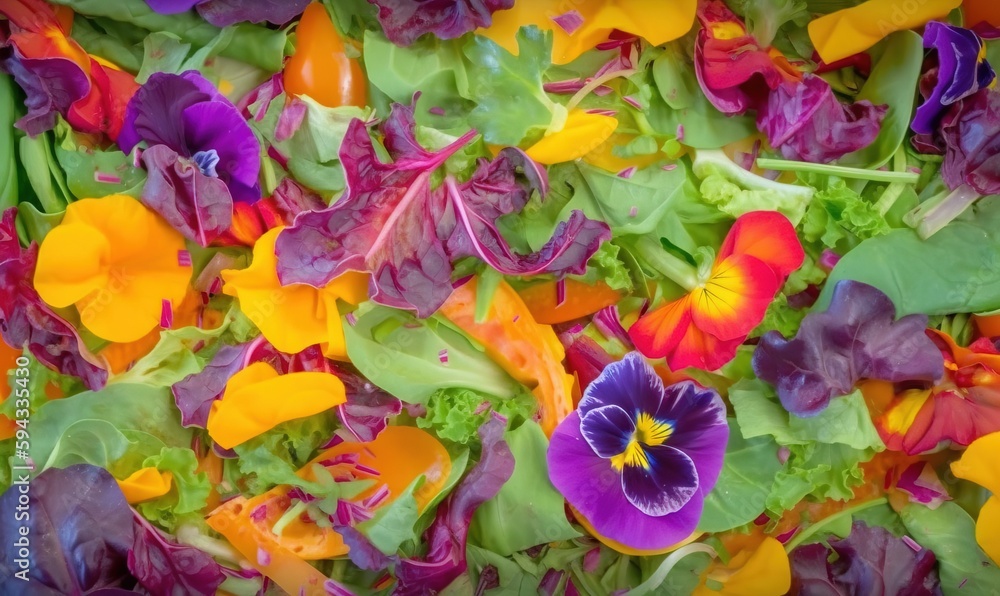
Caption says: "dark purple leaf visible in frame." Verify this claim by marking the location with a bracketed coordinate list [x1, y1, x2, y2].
[268, 177, 325, 216]
[140, 144, 233, 247]
[752, 280, 944, 417]
[332, 364, 403, 442]
[0, 44, 90, 136]
[790, 521, 942, 595]
[368, 0, 514, 46]
[172, 343, 254, 428]
[475, 565, 500, 596]
[0, 465, 136, 594]
[334, 525, 392, 572]
[128, 510, 224, 595]
[393, 413, 515, 594]
[936, 88, 1000, 194]
[196, 0, 310, 27]
[0, 208, 107, 390]
[274, 104, 610, 317]
[757, 74, 888, 163]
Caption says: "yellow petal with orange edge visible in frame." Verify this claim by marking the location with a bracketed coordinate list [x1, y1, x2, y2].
[881, 388, 932, 437]
[808, 0, 960, 63]
[571, 504, 701, 555]
[694, 537, 790, 596]
[36, 195, 190, 343]
[116, 467, 173, 504]
[525, 110, 618, 165]
[206, 362, 346, 449]
[222, 227, 368, 356]
[34, 222, 110, 307]
[976, 496, 1000, 566]
[952, 431, 1000, 495]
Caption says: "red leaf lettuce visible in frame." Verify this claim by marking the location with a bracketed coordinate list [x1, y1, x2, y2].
[274, 104, 610, 317]
[368, 0, 514, 46]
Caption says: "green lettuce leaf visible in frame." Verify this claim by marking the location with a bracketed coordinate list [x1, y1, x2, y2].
[801, 180, 892, 249]
[54, 121, 146, 199]
[357, 476, 423, 555]
[136, 447, 212, 531]
[343, 303, 525, 404]
[470, 421, 582, 556]
[70, 16, 144, 72]
[232, 412, 337, 497]
[417, 388, 536, 445]
[766, 442, 875, 514]
[464, 26, 561, 146]
[698, 418, 783, 533]
[900, 502, 1000, 594]
[693, 150, 813, 225]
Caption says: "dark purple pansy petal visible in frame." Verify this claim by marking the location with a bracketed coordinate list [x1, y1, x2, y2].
[172, 342, 256, 428]
[577, 351, 660, 418]
[140, 144, 234, 247]
[758, 74, 888, 163]
[180, 99, 261, 203]
[0, 209, 107, 390]
[394, 413, 514, 594]
[368, 0, 514, 46]
[912, 22, 995, 135]
[143, 0, 201, 14]
[648, 381, 729, 491]
[580, 404, 634, 458]
[0, 45, 91, 136]
[119, 71, 211, 155]
[196, 0, 310, 27]
[620, 444, 698, 516]
[753, 280, 945, 417]
[547, 411, 705, 550]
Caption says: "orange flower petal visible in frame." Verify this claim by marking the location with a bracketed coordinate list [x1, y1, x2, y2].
[976, 496, 1000, 566]
[669, 323, 744, 372]
[690, 254, 779, 341]
[629, 295, 694, 360]
[694, 537, 791, 596]
[717, 211, 804, 279]
[116, 467, 173, 504]
[952, 431, 1000, 496]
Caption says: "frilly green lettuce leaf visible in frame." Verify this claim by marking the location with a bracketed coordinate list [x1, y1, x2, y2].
[416, 387, 536, 445]
[135, 446, 211, 531]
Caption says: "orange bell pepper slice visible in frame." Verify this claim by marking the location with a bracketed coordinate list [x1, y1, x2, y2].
[439, 278, 574, 436]
[284, 3, 367, 108]
[206, 426, 450, 595]
[516, 279, 621, 325]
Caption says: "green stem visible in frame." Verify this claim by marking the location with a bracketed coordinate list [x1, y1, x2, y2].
[783, 497, 888, 553]
[908, 184, 982, 239]
[632, 236, 700, 292]
[627, 543, 718, 596]
[873, 146, 909, 216]
[756, 158, 921, 184]
[271, 500, 308, 537]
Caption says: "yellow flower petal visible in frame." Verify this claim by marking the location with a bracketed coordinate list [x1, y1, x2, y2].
[206, 361, 347, 449]
[695, 537, 790, 596]
[34, 222, 110, 307]
[976, 496, 1000, 566]
[34, 195, 191, 343]
[222, 228, 369, 356]
[526, 110, 618, 164]
[952, 431, 1000, 495]
[808, 0, 961, 64]
[116, 467, 173, 504]
[481, 0, 696, 65]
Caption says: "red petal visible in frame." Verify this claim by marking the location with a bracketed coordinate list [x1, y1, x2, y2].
[629, 295, 694, 360]
[668, 325, 744, 372]
[717, 211, 805, 279]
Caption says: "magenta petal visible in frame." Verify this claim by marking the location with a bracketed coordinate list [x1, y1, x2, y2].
[620, 445, 698, 516]
[2, 48, 91, 137]
[580, 405, 634, 458]
[547, 412, 703, 550]
[144, 0, 202, 15]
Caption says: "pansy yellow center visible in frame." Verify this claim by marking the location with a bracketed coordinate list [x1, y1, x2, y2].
[610, 413, 673, 471]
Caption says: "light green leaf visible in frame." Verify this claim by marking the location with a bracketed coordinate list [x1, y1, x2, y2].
[470, 421, 582, 556]
[358, 476, 423, 554]
[698, 418, 782, 533]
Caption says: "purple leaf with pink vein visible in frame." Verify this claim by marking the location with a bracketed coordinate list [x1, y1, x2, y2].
[275, 103, 610, 317]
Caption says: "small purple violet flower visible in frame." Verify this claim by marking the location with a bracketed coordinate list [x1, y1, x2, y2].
[547, 352, 728, 551]
[912, 21, 995, 135]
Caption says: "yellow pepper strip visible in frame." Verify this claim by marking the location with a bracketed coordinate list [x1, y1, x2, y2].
[206, 362, 347, 449]
[33, 195, 191, 343]
[481, 0, 697, 65]
[438, 278, 574, 436]
[693, 537, 791, 596]
[808, 0, 961, 64]
[526, 110, 618, 165]
[951, 431, 1000, 565]
[116, 467, 173, 504]
[222, 227, 369, 360]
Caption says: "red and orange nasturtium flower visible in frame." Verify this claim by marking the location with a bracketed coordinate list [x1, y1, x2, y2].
[629, 211, 804, 371]
[33, 194, 192, 344]
[0, 0, 138, 139]
[864, 331, 1000, 455]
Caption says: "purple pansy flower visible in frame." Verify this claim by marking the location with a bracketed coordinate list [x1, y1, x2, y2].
[911, 21, 995, 135]
[143, 0, 310, 27]
[118, 71, 261, 245]
[547, 352, 728, 551]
